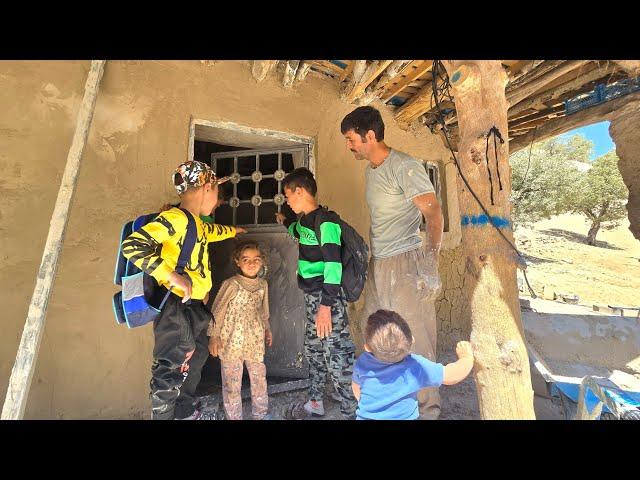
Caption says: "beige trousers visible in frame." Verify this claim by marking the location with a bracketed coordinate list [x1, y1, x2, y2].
[362, 247, 441, 419]
[220, 359, 268, 420]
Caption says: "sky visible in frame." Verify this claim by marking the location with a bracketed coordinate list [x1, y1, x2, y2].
[560, 121, 616, 160]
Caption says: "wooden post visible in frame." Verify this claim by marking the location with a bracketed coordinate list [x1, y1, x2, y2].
[251, 60, 278, 82]
[443, 60, 536, 419]
[294, 61, 312, 83]
[1, 60, 106, 420]
[282, 60, 301, 88]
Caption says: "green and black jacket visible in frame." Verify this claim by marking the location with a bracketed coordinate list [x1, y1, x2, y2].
[283, 207, 343, 307]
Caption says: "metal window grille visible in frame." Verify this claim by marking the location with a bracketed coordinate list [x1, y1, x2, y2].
[210, 146, 309, 226]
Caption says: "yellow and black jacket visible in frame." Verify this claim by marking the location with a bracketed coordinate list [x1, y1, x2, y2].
[121, 207, 236, 300]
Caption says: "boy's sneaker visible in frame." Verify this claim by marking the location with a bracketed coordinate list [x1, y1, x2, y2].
[176, 409, 221, 420]
[285, 399, 325, 419]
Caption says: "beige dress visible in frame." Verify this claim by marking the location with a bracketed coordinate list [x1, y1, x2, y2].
[208, 274, 270, 362]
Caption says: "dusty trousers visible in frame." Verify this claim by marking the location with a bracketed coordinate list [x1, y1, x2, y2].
[220, 360, 268, 420]
[362, 247, 441, 419]
[150, 294, 211, 420]
[304, 292, 358, 418]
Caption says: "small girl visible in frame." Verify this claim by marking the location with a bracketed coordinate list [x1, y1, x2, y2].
[208, 241, 272, 420]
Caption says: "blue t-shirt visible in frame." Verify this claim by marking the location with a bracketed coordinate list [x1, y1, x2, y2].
[352, 352, 444, 420]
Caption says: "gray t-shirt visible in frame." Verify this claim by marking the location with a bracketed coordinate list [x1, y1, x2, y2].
[365, 149, 435, 259]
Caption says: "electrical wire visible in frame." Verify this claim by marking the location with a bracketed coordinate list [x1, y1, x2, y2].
[431, 60, 537, 298]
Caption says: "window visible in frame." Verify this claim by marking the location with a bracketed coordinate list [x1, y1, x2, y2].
[425, 162, 441, 204]
[211, 147, 308, 226]
[420, 161, 450, 234]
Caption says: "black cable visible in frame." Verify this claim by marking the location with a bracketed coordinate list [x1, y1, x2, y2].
[494, 128, 504, 192]
[431, 61, 537, 298]
[484, 126, 506, 205]
[517, 126, 537, 198]
[485, 128, 495, 205]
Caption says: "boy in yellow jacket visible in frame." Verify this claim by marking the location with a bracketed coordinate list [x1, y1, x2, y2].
[121, 160, 245, 420]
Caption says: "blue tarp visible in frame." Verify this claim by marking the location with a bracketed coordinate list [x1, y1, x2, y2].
[551, 381, 640, 417]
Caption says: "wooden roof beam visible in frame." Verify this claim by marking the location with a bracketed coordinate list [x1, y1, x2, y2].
[282, 60, 301, 88]
[613, 60, 640, 76]
[340, 60, 367, 100]
[294, 61, 312, 83]
[356, 60, 412, 105]
[252, 60, 278, 82]
[506, 60, 564, 91]
[339, 61, 355, 82]
[508, 62, 618, 118]
[394, 79, 436, 125]
[509, 91, 640, 153]
[507, 60, 545, 83]
[380, 60, 433, 103]
[419, 61, 569, 131]
[342, 60, 393, 103]
[506, 60, 590, 107]
[508, 107, 565, 131]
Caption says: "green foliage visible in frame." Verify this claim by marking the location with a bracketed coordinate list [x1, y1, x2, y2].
[570, 151, 628, 229]
[564, 134, 594, 162]
[510, 135, 589, 226]
[510, 133, 628, 244]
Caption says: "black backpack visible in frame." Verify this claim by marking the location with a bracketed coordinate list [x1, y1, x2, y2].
[314, 206, 369, 302]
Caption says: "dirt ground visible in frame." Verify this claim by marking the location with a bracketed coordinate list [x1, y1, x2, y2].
[202, 213, 640, 421]
[515, 213, 640, 307]
[201, 348, 565, 421]
[171, 213, 640, 421]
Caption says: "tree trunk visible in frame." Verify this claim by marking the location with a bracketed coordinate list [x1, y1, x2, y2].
[586, 220, 601, 245]
[443, 60, 536, 419]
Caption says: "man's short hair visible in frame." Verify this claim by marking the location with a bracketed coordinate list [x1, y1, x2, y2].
[364, 310, 413, 363]
[282, 167, 317, 196]
[340, 106, 385, 142]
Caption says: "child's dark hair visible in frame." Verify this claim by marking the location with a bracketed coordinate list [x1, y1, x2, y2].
[340, 106, 385, 142]
[282, 167, 317, 196]
[364, 310, 413, 363]
[233, 241, 266, 263]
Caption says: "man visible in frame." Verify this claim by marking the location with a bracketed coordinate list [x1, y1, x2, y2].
[341, 106, 444, 419]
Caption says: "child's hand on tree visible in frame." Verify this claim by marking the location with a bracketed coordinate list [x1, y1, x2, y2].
[443, 341, 475, 385]
[265, 329, 273, 347]
[209, 337, 222, 357]
[456, 341, 473, 361]
[235, 227, 248, 234]
[168, 272, 192, 303]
